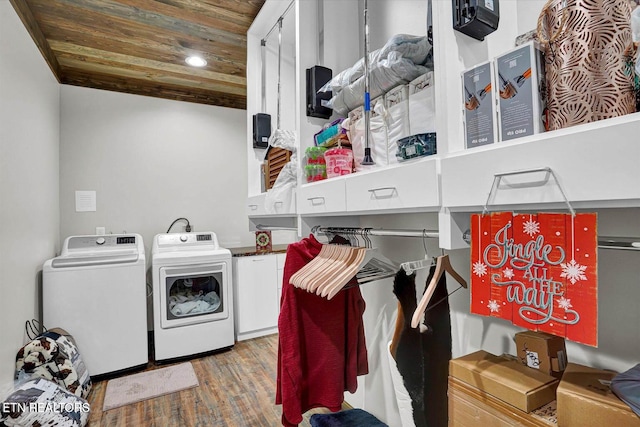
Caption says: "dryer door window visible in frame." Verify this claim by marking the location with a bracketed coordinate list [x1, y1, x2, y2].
[166, 271, 223, 320]
[159, 263, 229, 329]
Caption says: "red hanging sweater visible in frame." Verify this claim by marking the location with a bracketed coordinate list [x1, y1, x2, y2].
[276, 234, 368, 427]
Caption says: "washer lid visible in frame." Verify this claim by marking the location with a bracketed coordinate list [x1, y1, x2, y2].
[51, 252, 140, 268]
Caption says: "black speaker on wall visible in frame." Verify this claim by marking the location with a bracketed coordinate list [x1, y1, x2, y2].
[306, 66, 333, 119]
[453, 0, 500, 41]
[253, 113, 271, 148]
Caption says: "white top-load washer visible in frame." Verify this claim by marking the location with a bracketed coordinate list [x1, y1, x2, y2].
[151, 232, 234, 361]
[43, 234, 148, 377]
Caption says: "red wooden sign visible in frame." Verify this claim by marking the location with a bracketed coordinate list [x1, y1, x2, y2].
[470, 212, 598, 347]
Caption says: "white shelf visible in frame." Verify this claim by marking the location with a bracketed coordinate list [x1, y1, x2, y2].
[441, 113, 640, 212]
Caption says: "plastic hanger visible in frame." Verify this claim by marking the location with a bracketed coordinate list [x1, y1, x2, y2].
[410, 253, 467, 328]
[400, 229, 433, 275]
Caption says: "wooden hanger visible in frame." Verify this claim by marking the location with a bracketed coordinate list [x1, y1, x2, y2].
[307, 244, 351, 293]
[322, 247, 368, 299]
[290, 244, 338, 290]
[311, 245, 358, 294]
[410, 254, 467, 328]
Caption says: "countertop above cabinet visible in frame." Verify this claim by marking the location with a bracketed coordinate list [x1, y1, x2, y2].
[230, 245, 288, 257]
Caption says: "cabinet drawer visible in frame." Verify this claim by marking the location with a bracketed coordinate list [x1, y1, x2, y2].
[247, 193, 266, 216]
[346, 159, 439, 212]
[298, 178, 347, 214]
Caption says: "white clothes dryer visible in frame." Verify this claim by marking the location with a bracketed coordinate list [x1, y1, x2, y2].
[151, 232, 234, 361]
[43, 234, 148, 377]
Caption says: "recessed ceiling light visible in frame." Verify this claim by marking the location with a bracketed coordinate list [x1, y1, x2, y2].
[185, 56, 207, 67]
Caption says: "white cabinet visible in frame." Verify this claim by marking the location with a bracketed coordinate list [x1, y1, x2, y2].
[232, 254, 280, 341]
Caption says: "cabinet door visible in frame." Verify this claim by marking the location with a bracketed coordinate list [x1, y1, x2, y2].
[276, 253, 287, 311]
[234, 255, 278, 334]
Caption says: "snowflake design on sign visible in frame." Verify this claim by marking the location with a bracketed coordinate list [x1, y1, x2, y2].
[523, 218, 541, 237]
[558, 297, 573, 310]
[560, 259, 588, 284]
[487, 300, 500, 313]
[503, 267, 514, 279]
[473, 261, 488, 277]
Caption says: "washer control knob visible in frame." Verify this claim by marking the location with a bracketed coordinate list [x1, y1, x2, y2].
[96, 237, 106, 245]
[180, 235, 188, 242]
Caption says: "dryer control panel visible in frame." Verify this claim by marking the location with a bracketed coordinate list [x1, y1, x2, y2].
[155, 232, 219, 250]
[67, 235, 137, 249]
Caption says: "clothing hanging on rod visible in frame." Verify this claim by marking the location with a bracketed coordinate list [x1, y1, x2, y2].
[391, 265, 453, 427]
[420, 264, 452, 427]
[277, 234, 368, 427]
[392, 269, 426, 427]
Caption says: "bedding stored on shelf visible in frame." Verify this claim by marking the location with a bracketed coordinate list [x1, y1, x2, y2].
[320, 34, 433, 116]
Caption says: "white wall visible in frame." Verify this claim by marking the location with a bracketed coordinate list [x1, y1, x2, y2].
[0, 0, 60, 391]
[59, 85, 254, 252]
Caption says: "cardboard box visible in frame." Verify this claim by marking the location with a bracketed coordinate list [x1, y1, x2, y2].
[449, 350, 559, 413]
[462, 61, 497, 148]
[557, 363, 640, 427]
[494, 41, 546, 141]
[515, 330, 568, 379]
[449, 376, 556, 426]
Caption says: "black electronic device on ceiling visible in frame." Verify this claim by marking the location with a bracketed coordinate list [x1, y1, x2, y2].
[453, 0, 500, 41]
[306, 66, 333, 119]
[252, 113, 271, 149]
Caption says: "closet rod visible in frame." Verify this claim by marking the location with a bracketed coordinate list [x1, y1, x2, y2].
[255, 225, 297, 232]
[598, 237, 640, 251]
[261, 0, 295, 42]
[315, 226, 440, 239]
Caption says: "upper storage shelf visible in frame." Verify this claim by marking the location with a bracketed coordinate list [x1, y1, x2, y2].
[440, 113, 640, 211]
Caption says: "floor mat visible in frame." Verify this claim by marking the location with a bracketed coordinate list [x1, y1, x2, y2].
[102, 362, 199, 411]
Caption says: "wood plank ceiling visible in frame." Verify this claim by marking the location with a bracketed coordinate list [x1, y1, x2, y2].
[9, 0, 265, 109]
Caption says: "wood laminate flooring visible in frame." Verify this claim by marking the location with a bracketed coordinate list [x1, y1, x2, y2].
[86, 334, 335, 426]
